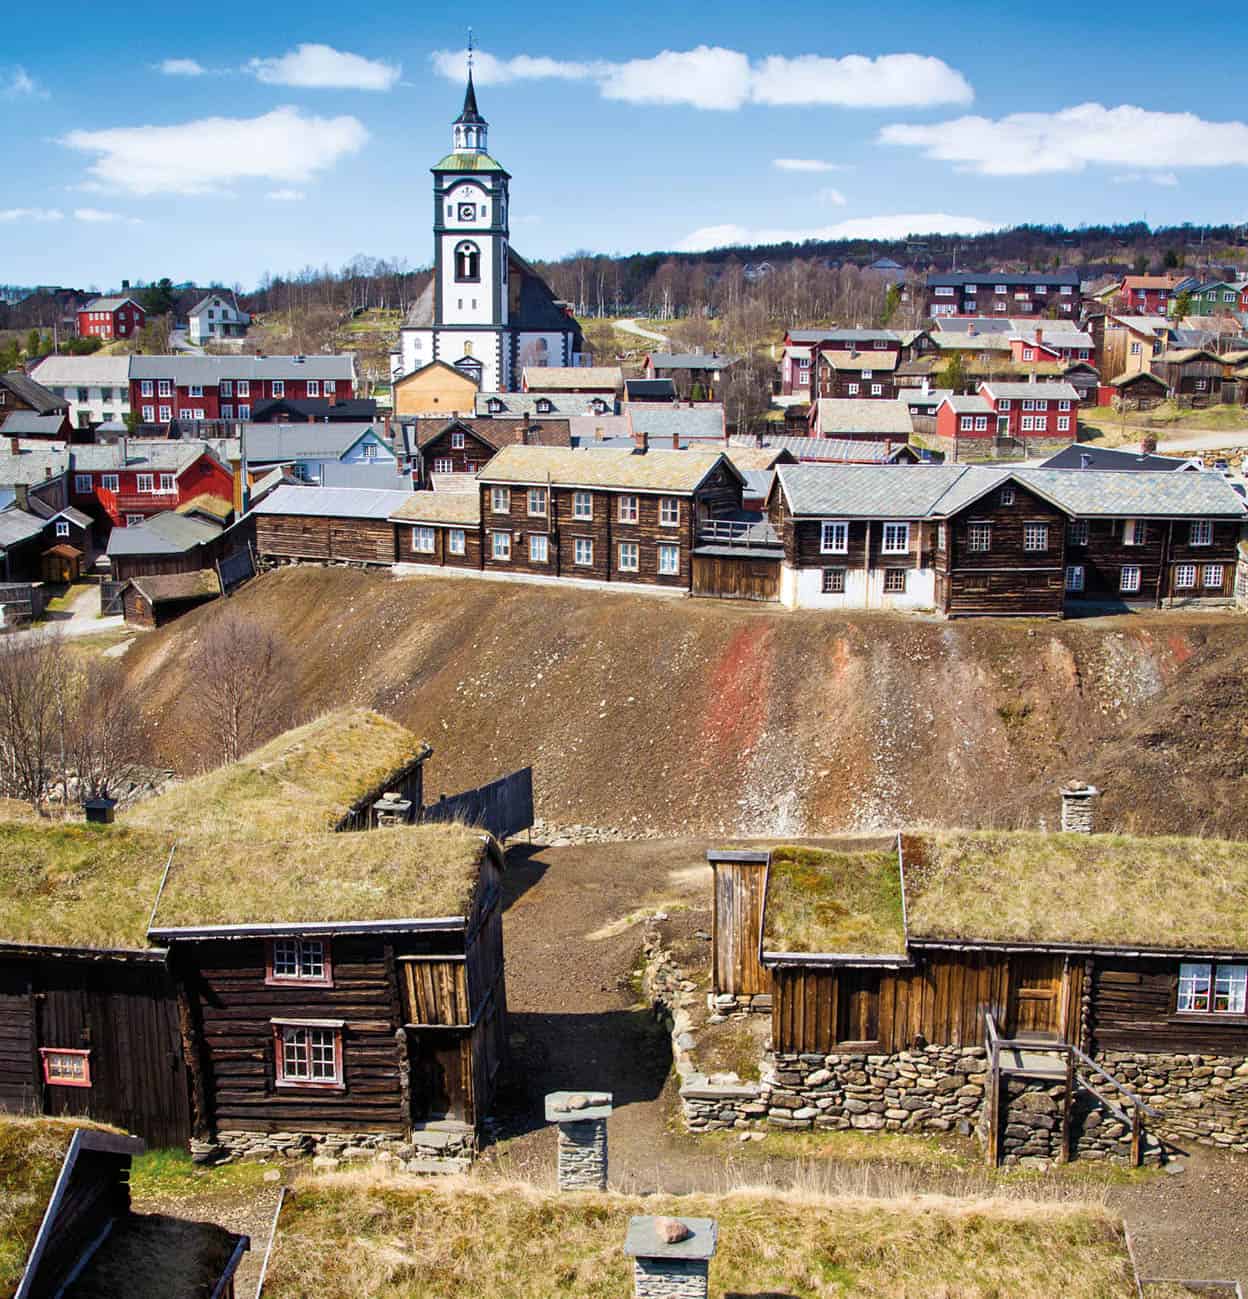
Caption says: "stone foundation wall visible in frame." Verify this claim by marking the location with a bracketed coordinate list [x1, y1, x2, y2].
[556, 1119, 608, 1191]
[195, 1121, 475, 1173]
[632, 1258, 710, 1299]
[990, 1078, 1158, 1168]
[1103, 1052, 1248, 1153]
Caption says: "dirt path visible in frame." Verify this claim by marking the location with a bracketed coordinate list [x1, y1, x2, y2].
[615, 317, 670, 346]
[491, 838, 1248, 1283]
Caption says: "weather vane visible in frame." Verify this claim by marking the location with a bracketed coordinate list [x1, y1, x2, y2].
[467, 29, 474, 74]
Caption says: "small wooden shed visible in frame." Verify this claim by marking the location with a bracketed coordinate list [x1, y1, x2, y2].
[122, 569, 221, 628]
[40, 543, 82, 585]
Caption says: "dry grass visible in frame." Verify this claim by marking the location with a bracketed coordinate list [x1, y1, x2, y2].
[0, 1116, 119, 1294]
[263, 1171, 1137, 1299]
[151, 823, 486, 929]
[0, 821, 173, 949]
[126, 709, 429, 839]
[762, 842, 905, 955]
[906, 830, 1248, 950]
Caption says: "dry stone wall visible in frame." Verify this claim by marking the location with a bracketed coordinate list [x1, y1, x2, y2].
[195, 1121, 475, 1173]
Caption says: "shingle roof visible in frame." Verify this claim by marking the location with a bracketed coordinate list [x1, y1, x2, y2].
[243, 424, 385, 463]
[106, 511, 222, 556]
[128, 354, 356, 382]
[253, 484, 412, 519]
[522, 366, 622, 391]
[942, 395, 992, 413]
[1015, 469, 1248, 518]
[30, 355, 132, 387]
[317, 462, 410, 491]
[929, 333, 1012, 352]
[646, 352, 740, 370]
[820, 351, 900, 372]
[83, 296, 141, 312]
[475, 393, 611, 417]
[390, 492, 481, 525]
[1, 371, 66, 415]
[71, 441, 207, 474]
[822, 329, 908, 344]
[415, 416, 572, 450]
[627, 404, 724, 442]
[0, 508, 49, 547]
[738, 435, 912, 463]
[0, 412, 66, 437]
[0, 450, 70, 485]
[785, 329, 841, 344]
[812, 400, 914, 435]
[778, 464, 987, 518]
[477, 445, 736, 493]
[980, 381, 1080, 400]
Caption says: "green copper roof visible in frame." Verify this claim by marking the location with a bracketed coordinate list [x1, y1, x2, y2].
[432, 151, 508, 173]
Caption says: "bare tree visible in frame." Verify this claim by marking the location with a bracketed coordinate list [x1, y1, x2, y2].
[191, 614, 295, 765]
[0, 633, 68, 811]
[69, 661, 146, 801]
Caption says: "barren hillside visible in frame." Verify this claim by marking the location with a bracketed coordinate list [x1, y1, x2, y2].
[122, 568, 1248, 838]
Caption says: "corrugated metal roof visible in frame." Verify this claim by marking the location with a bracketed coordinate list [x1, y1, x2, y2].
[475, 392, 611, 417]
[478, 445, 732, 493]
[390, 492, 481, 525]
[778, 464, 979, 517]
[72, 441, 206, 473]
[943, 395, 992, 413]
[0, 412, 66, 437]
[646, 352, 740, 369]
[812, 400, 914, 435]
[31, 355, 132, 386]
[83, 296, 139, 311]
[106, 511, 223, 556]
[128, 354, 356, 382]
[749, 436, 913, 463]
[253, 484, 411, 519]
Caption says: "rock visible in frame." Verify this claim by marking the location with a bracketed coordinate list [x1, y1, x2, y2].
[263, 1169, 282, 1182]
[311, 1156, 341, 1172]
[654, 1217, 693, 1244]
[1164, 1161, 1186, 1175]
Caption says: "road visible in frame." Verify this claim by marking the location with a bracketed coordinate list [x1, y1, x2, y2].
[8, 585, 128, 642]
[1157, 429, 1248, 452]
[616, 317, 670, 346]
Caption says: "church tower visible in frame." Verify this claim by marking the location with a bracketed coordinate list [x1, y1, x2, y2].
[431, 69, 512, 388]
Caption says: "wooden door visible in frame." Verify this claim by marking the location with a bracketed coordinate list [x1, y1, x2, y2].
[712, 861, 769, 996]
[409, 1029, 470, 1124]
[1008, 955, 1064, 1038]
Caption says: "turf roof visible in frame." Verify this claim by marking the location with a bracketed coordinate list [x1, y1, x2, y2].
[126, 709, 430, 838]
[149, 823, 487, 931]
[762, 842, 906, 956]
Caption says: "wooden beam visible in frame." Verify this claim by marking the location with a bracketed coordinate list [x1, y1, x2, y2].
[1060, 1050, 1074, 1164]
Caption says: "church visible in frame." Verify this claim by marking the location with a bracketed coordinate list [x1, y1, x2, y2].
[391, 73, 588, 394]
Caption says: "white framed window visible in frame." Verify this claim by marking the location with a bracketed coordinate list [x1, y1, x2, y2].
[237, 381, 249, 397]
[657, 543, 679, 575]
[999, 485, 1015, 506]
[1131, 341, 1142, 355]
[1174, 563, 1197, 589]
[822, 567, 846, 594]
[142, 405, 154, 422]
[529, 534, 549, 563]
[272, 380, 285, 397]
[973, 415, 987, 431]
[967, 523, 991, 551]
[221, 380, 233, 397]
[448, 529, 466, 555]
[1057, 416, 1071, 432]
[324, 380, 336, 395]
[618, 541, 639, 571]
[1214, 965, 1248, 1013]
[307, 380, 320, 397]
[965, 282, 978, 293]
[491, 530, 511, 561]
[451, 430, 465, 450]
[274, 1021, 343, 1087]
[1123, 519, 1149, 546]
[1068, 519, 1089, 546]
[102, 473, 119, 493]
[1120, 565, 1142, 594]
[188, 384, 203, 398]
[1061, 284, 1073, 295]
[820, 521, 848, 554]
[527, 487, 547, 517]
[881, 523, 910, 554]
[883, 568, 907, 594]
[934, 286, 955, 297]
[238, 404, 250, 420]
[412, 526, 436, 554]
[1023, 349, 1035, 361]
[1196, 379, 1208, 392]
[995, 284, 1007, 294]
[862, 369, 873, 380]
[998, 399, 1011, 410]
[433, 457, 454, 474]
[157, 473, 174, 493]
[573, 491, 593, 519]
[848, 383, 860, 396]
[871, 383, 883, 396]
[491, 487, 511, 514]
[158, 405, 172, 422]
[960, 416, 974, 431]
[937, 523, 947, 550]
[157, 380, 171, 397]
[994, 301, 1008, 312]
[1190, 520, 1213, 546]
[574, 537, 593, 566]
[659, 497, 680, 527]
[1203, 563, 1225, 588]
[140, 380, 154, 397]
[267, 938, 330, 985]
[55, 520, 70, 538]
[74, 474, 92, 493]
[1023, 523, 1049, 552]
[1058, 400, 1071, 411]
[1177, 962, 1247, 1014]
[221, 404, 234, 419]
[136, 473, 154, 493]
[1065, 565, 1085, 592]
[618, 495, 639, 524]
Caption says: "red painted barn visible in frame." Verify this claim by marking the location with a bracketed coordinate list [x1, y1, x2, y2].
[77, 296, 146, 341]
[70, 440, 236, 528]
[129, 355, 357, 426]
[979, 381, 1080, 440]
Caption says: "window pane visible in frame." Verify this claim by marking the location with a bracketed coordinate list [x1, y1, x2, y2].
[273, 939, 299, 976]
[310, 1029, 337, 1080]
[283, 1027, 309, 1077]
[1178, 962, 1212, 1012]
[1215, 964, 1247, 1013]
[301, 940, 325, 979]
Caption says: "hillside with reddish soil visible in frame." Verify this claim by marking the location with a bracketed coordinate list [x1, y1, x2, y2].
[123, 567, 1248, 837]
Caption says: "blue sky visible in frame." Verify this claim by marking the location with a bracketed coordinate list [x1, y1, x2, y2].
[3, 0, 1247, 290]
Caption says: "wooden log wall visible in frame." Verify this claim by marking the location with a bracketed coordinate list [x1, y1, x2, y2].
[255, 515, 397, 565]
[711, 860, 770, 997]
[0, 962, 35, 1113]
[1091, 958, 1248, 1054]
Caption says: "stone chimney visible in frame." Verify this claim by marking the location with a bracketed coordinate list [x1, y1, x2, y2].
[1080, 453, 1092, 470]
[372, 790, 413, 828]
[545, 1091, 612, 1190]
[1035, 327, 1043, 344]
[1141, 433, 1158, 454]
[624, 1216, 717, 1299]
[1060, 781, 1099, 834]
[635, 429, 649, 454]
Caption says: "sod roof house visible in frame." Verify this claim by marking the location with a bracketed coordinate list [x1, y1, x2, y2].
[2, 1117, 246, 1299]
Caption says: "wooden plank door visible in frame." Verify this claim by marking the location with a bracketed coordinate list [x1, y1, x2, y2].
[1007, 954, 1064, 1039]
[712, 863, 769, 996]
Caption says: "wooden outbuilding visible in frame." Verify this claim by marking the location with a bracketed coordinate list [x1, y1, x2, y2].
[253, 485, 411, 565]
[39, 543, 82, 585]
[122, 570, 221, 628]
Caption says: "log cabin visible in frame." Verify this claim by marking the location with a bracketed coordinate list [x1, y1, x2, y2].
[816, 349, 900, 400]
[390, 490, 483, 570]
[122, 570, 222, 628]
[4, 1117, 248, 1299]
[707, 790, 1248, 1161]
[252, 485, 412, 566]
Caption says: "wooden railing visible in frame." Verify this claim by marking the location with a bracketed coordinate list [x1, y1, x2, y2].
[698, 518, 781, 548]
[983, 1012, 1160, 1167]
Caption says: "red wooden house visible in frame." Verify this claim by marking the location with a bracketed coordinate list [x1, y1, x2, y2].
[1117, 275, 1187, 315]
[77, 296, 146, 341]
[978, 381, 1080, 439]
[70, 440, 236, 528]
[1008, 328, 1094, 365]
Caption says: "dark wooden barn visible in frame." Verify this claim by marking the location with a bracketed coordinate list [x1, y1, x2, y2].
[122, 570, 221, 628]
[253, 484, 411, 565]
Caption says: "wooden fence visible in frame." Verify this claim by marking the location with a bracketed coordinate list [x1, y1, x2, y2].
[423, 767, 534, 841]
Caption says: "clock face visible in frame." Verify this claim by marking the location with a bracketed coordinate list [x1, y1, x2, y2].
[458, 203, 477, 221]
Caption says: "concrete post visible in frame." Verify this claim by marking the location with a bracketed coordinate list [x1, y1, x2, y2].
[544, 1091, 612, 1191]
[624, 1216, 718, 1299]
[1060, 781, 1100, 834]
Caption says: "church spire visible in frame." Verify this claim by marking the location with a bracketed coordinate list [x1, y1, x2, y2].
[452, 32, 487, 152]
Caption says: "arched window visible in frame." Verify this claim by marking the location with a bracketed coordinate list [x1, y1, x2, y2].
[454, 241, 480, 282]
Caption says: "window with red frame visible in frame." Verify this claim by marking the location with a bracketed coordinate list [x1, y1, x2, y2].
[273, 1022, 343, 1087]
[265, 937, 332, 986]
[40, 1048, 91, 1087]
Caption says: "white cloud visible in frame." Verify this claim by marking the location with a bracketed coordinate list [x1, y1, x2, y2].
[1113, 171, 1180, 187]
[74, 208, 140, 224]
[249, 43, 399, 91]
[60, 107, 368, 196]
[818, 187, 848, 206]
[266, 188, 306, 201]
[159, 58, 207, 76]
[773, 159, 847, 173]
[5, 66, 48, 100]
[0, 208, 63, 222]
[679, 213, 997, 252]
[752, 54, 972, 108]
[431, 45, 972, 110]
[881, 102, 1248, 175]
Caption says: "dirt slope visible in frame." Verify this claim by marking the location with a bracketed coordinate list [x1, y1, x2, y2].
[121, 567, 1248, 837]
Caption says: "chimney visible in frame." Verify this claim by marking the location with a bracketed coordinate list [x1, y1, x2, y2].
[1035, 327, 1043, 344]
[968, 323, 977, 337]
[1080, 453, 1092, 470]
[229, 456, 245, 515]
[522, 411, 532, 445]
[672, 433, 680, 449]
[635, 429, 649, 453]
[545, 1091, 612, 1190]
[9, 437, 18, 456]
[624, 1216, 718, 1299]
[371, 790, 413, 828]
[1060, 781, 1100, 834]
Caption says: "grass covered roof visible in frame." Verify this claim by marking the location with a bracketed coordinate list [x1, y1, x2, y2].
[263, 1173, 1137, 1299]
[127, 709, 430, 839]
[904, 830, 1248, 953]
[150, 823, 487, 932]
[762, 841, 905, 956]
